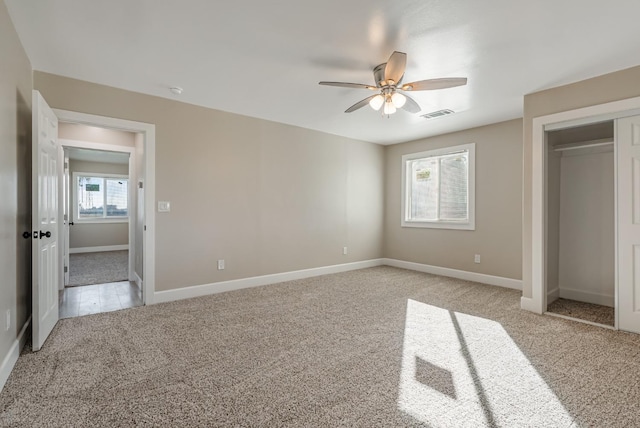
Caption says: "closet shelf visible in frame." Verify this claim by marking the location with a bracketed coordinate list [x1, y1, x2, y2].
[553, 138, 614, 152]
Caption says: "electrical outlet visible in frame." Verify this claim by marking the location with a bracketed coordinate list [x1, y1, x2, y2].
[474, 254, 481, 264]
[217, 259, 225, 270]
[343, 246, 348, 255]
[5, 309, 10, 331]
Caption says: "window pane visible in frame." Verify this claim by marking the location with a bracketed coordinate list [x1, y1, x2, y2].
[106, 179, 128, 217]
[78, 177, 104, 218]
[439, 152, 468, 220]
[410, 158, 439, 221]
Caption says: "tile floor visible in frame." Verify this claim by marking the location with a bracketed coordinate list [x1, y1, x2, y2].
[59, 281, 143, 319]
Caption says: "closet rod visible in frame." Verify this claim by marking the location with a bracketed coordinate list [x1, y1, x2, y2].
[553, 139, 614, 152]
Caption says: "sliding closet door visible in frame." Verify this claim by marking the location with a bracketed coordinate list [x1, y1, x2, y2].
[617, 115, 640, 334]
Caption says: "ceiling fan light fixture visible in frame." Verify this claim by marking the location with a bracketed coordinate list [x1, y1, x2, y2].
[383, 100, 397, 115]
[369, 94, 384, 111]
[391, 92, 406, 108]
[318, 51, 467, 115]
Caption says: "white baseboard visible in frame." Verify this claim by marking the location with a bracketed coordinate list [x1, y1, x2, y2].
[0, 316, 31, 393]
[154, 258, 524, 305]
[547, 287, 560, 303]
[382, 258, 522, 290]
[70, 245, 129, 254]
[153, 259, 385, 304]
[520, 296, 542, 314]
[559, 287, 614, 307]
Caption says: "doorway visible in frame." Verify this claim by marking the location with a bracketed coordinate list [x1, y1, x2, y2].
[528, 95, 640, 334]
[544, 121, 615, 327]
[59, 129, 142, 318]
[31, 91, 156, 350]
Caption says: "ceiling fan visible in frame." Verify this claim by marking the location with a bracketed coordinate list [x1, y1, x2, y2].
[319, 51, 467, 116]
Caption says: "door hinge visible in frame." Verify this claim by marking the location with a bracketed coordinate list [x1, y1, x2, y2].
[64, 266, 68, 273]
[144, 225, 147, 231]
[138, 181, 143, 189]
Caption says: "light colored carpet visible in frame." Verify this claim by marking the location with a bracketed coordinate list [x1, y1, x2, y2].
[68, 250, 128, 287]
[2, 266, 640, 427]
[547, 298, 615, 326]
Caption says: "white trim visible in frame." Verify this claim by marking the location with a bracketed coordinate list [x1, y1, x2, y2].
[154, 259, 385, 304]
[382, 258, 522, 290]
[59, 138, 135, 154]
[0, 316, 31, 392]
[544, 108, 640, 131]
[54, 109, 156, 306]
[529, 95, 640, 316]
[520, 296, 538, 312]
[558, 288, 614, 307]
[547, 287, 560, 304]
[401, 143, 476, 231]
[69, 219, 128, 224]
[153, 258, 522, 305]
[134, 271, 143, 289]
[544, 312, 616, 330]
[69, 244, 129, 254]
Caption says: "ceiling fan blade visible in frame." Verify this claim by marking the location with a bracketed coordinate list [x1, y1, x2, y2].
[319, 81, 377, 90]
[345, 95, 377, 113]
[401, 94, 421, 114]
[384, 51, 407, 85]
[401, 78, 468, 91]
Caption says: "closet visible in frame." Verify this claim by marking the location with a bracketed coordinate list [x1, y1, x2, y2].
[545, 121, 615, 326]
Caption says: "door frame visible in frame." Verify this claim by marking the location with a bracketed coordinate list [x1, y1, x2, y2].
[53, 109, 156, 304]
[525, 95, 640, 326]
[63, 152, 70, 287]
[59, 139, 135, 289]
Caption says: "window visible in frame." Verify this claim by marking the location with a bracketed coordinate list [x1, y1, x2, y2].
[74, 173, 128, 221]
[401, 143, 475, 230]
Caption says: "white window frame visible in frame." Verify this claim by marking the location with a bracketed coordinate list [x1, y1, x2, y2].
[401, 143, 475, 230]
[73, 171, 129, 223]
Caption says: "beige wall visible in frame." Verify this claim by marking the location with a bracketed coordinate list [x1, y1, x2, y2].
[34, 72, 385, 292]
[522, 65, 640, 298]
[59, 122, 135, 147]
[68, 160, 129, 249]
[0, 1, 32, 374]
[383, 119, 523, 280]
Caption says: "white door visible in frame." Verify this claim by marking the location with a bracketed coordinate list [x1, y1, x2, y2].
[617, 115, 640, 334]
[32, 90, 60, 351]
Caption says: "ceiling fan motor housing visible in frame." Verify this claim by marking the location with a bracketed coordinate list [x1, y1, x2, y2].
[373, 63, 387, 87]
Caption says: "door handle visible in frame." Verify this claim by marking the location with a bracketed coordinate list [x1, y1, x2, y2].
[69, 222, 74, 226]
[22, 231, 32, 239]
[39, 230, 52, 239]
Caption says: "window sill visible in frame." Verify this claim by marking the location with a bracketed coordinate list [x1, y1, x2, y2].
[402, 220, 475, 231]
[74, 218, 129, 225]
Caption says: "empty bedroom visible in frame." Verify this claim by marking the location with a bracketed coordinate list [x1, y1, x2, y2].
[1, 1, 640, 427]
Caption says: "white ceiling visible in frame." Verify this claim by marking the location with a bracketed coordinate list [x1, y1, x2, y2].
[6, 0, 640, 145]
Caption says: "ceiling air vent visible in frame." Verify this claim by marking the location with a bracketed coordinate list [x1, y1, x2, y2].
[421, 109, 455, 120]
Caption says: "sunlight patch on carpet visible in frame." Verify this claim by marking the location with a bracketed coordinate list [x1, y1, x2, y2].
[398, 299, 573, 427]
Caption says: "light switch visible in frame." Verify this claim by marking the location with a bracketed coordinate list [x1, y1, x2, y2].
[158, 201, 171, 212]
